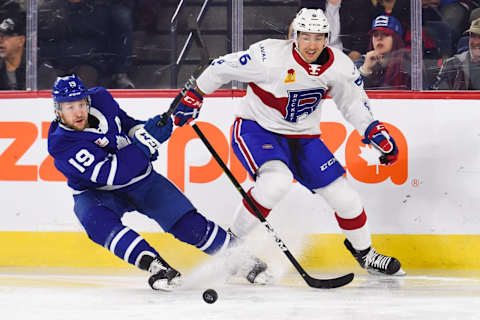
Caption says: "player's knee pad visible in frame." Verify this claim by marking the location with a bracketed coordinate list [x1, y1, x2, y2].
[168, 210, 231, 255]
[314, 177, 363, 219]
[252, 160, 293, 209]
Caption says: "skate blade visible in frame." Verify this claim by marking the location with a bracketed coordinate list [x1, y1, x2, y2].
[151, 277, 183, 291]
[250, 271, 273, 285]
[366, 267, 407, 277]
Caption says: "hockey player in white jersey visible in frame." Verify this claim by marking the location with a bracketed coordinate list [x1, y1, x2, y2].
[174, 8, 405, 276]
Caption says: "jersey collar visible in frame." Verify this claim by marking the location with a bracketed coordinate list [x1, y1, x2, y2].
[292, 44, 335, 77]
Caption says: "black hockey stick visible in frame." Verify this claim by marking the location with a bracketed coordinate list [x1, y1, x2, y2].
[157, 20, 211, 126]
[190, 123, 354, 289]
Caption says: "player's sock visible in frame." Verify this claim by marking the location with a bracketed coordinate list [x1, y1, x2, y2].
[169, 210, 231, 255]
[104, 226, 161, 268]
[138, 254, 182, 291]
[344, 239, 405, 276]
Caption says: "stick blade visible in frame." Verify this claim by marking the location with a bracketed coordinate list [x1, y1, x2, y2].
[304, 272, 354, 289]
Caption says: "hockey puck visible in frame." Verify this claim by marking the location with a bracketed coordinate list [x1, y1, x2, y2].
[202, 289, 218, 304]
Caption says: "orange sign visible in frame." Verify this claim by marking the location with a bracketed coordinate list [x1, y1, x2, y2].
[0, 121, 407, 188]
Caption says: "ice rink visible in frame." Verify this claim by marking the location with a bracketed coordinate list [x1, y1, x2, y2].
[1, 267, 479, 320]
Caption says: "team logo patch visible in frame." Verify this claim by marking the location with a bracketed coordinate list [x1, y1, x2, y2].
[284, 68, 296, 83]
[285, 88, 326, 122]
[94, 137, 109, 147]
[116, 135, 131, 150]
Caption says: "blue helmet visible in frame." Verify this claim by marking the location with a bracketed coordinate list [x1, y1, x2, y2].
[52, 74, 90, 120]
[52, 74, 89, 104]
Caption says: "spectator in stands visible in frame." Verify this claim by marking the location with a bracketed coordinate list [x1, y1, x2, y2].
[38, 0, 135, 89]
[456, 7, 480, 54]
[297, 0, 371, 61]
[0, 13, 25, 90]
[432, 18, 480, 90]
[355, 15, 411, 90]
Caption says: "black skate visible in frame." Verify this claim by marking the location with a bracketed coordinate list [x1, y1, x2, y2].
[139, 255, 182, 291]
[245, 256, 270, 284]
[344, 239, 406, 276]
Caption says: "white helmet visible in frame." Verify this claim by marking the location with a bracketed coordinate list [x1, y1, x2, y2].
[292, 8, 330, 36]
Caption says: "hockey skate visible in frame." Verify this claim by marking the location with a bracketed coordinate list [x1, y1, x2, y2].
[344, 239, 406, 276]
[140, 255, 183, 291]
[225, 230, 272, 285]
[243, 256, 272, 285]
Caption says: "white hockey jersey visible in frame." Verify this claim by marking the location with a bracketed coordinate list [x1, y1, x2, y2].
[196, 39, 375, 137]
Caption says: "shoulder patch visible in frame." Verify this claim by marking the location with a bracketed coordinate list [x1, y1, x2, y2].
[284, 69, 296, 83]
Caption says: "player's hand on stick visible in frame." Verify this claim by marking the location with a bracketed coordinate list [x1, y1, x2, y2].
[363, 120, 398, 166]
[173, 88, 204, 126]
[133, 115, 173, 160]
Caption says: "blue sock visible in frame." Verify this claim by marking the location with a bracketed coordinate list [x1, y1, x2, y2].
[168, 211, 232, 255]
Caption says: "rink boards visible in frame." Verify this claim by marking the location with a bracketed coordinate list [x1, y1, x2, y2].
[1, 90, 479, 270]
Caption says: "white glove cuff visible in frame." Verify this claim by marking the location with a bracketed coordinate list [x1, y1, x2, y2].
[134, 127, 161, 155]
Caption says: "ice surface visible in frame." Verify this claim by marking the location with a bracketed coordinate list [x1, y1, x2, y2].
[1, 267, 479, 320]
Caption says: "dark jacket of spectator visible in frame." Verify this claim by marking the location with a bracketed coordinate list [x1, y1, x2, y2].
[0, 52, 25, 90]
[432, 17, 480, 90]
[432, 49, 480, 89]
[0, 14, 26, 90]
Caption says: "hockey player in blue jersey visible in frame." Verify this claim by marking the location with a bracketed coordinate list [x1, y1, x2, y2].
[47, 74, 268, 290]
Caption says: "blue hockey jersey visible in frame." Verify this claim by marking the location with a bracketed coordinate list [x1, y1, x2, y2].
[48, 87, 151, 193]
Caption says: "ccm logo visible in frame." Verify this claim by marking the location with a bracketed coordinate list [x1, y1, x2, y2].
[184, 96, 202, 108]
[320, 157, 337, 171]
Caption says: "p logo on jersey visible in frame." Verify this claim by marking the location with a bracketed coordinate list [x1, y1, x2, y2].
[284, 69, 296, 83]
[285, 88, 326, 122]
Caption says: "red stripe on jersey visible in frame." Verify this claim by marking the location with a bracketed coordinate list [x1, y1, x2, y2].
[242, 188, 272, 218]
[233, 119, 259, 174]
[248, 83, 288, 117]
[335, 210, 367, 230]
[292, 45, 335, 76]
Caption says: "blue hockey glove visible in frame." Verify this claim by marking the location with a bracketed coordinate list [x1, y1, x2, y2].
[133, 115, 173, 160]
[174, 88, 204, 126]
[363, 120, 398, 166]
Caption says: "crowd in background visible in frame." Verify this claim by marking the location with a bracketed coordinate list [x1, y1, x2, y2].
[298, 0, 480, 90]
[1, 0, 480, 90]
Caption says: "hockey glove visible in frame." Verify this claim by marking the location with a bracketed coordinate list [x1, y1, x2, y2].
[363, 120, 398, 166]
[133, 115, 173, 160]
[173, 88, 204, 126]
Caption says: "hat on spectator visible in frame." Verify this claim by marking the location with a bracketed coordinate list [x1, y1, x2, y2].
[465, 18, 480, 35]
[370, 15, 403, 37]
[0, 16, 25, 36]
[469, 8, 480, 25]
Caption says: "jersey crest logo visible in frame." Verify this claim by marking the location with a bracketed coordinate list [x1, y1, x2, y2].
[285, 88, 326, 122]
[308, 64, 322, 76]
[116, 135, 131, 150]
[94, 137, 109, 147]
[284, 69, 296, 83]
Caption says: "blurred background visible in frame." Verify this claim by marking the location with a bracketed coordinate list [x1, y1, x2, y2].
[1, 0, 478, 91]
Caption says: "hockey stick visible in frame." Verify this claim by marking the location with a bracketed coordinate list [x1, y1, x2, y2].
[157, 20, 211, 126]
[190, 122, 354, 289]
